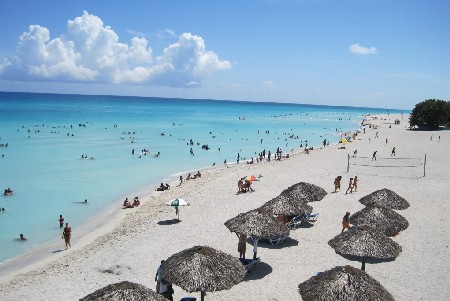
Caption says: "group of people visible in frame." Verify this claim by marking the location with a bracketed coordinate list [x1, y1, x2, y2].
[179, 171, 202, 186]
[333, 176, 358, 194]
[186, 171, 201, 180]
[122, 197, 140, 209]
[3, 187, 13, 195]
[57, 214, 72, 249]
[237, 178, 255, 194]
[156, 183, 171, 191]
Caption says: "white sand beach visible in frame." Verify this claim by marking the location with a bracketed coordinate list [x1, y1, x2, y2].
[0, 114, 449, 301]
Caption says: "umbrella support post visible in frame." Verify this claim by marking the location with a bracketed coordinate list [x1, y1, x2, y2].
[361, 257, 366, 271]
[201, 290, 206, 301]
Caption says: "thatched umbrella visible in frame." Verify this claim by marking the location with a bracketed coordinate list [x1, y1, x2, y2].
[298, 265, 394, 301]
[80, 281, 167, 301]
[259, 194, 313, 216]
[280, 182, 328, 202]
[349, 206, 409, 236]
[359, 188, 409, 210]
[224, 208, 290, 259]
[328, 225, 402, 270]
[162, 245, 246, 301]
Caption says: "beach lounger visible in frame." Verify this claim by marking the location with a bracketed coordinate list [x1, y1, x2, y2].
[288, 215, 308, 229]
[262, 235, 288, 246]
[304, 213, 319, 222]
[288, 213, 319, 229]
[240, 257, 261, 272]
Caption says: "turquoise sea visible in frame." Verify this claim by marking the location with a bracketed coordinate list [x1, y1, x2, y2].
[0, 92, 409, 264]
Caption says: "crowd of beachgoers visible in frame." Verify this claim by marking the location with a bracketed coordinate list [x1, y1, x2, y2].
[0, 113, 449, 301]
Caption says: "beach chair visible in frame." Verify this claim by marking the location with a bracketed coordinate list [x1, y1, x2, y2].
[288, 213, 319, 229]
[304, 213, 319, 222]
[288, 215, 308, 229]
[240, 257, 261, 272]
[263, 235, 288, 246]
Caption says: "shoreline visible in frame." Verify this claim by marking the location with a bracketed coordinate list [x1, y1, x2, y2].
[1, 113, 448, 301]
[0, 116, 365, 283]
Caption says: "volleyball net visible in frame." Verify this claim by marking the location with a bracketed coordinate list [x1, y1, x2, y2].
[347, 154, 426, 178]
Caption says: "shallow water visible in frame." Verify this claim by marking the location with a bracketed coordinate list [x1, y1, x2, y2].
[0, 92, 408, 263]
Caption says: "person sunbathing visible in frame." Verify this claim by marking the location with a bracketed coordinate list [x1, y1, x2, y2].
[123, 198, 133, 209]
[133, 197, 140, 207]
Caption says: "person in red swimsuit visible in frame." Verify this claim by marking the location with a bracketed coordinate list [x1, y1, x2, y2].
[62, 223, 71, 249]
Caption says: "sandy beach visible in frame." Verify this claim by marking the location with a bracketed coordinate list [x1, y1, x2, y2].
[0, 113, 449, 301]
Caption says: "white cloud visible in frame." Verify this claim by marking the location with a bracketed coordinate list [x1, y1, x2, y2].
[0, 11, 231, 87]
[349, 43, 378, 55]
[0, 58, 11, 73]
[263, 80, 276, 90]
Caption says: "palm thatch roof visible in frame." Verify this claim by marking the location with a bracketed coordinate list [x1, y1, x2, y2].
[259, 194, 313, 216]
[224, 208, 290, 238]
[349, 206, 409, 236]
[162, 245, 246, 293]
[358, 188, 409, 210]
[280, 182, 328, 203]
[80, 281, 167, 301]
[328, 225, 402, 259]
[298, 265, 394, 301]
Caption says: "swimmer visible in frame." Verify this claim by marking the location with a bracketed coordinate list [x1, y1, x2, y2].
[19, 234, 27, 241]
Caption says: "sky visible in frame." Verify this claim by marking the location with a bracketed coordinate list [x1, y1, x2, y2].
[0, 0, 449, 110]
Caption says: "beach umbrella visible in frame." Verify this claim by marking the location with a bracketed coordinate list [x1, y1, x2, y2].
[244, 175, 258, 182]
[224, 208, 290, 259]
[340, 138, 348, 144]
[80, 281, 167, 301]
[328, 225, 402, 270]
[162, 245, 246, 301]
[358, 188, 410, 210]
[167, 198, 189, 220]
[298, 265, 394, 301]
[279, 182, 328, 203]
[349, 206, 409, 236]
[259, 194, 313, 216]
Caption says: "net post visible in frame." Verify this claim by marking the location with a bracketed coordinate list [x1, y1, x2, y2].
[347, 154, 350, 173]
[424, 154, 427, 177]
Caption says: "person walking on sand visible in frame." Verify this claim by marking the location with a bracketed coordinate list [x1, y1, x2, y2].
[342, 212, 351, 233]
[334, 176, 342, 193]
[62, 223, 71, 249]
[58, 214, 64, 228]
[372, 151, 377, 161]
[345, 178, 354, 194]
[391, 147, 396, 156]
[353, 176, 358, 192]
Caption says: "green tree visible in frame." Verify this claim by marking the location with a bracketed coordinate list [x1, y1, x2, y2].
[409, 99, 450, 130]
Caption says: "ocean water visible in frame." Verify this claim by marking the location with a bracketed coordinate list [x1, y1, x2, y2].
[0, 92, 408, 263]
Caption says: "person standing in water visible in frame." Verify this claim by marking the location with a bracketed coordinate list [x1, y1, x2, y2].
[58, 215, 65, 228]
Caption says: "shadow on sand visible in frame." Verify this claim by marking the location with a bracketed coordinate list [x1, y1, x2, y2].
[157, 219, 181, 225]
[337, 252, 397, 268]
[243, 261, 272, 281]
[252, 236, 299, 249]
